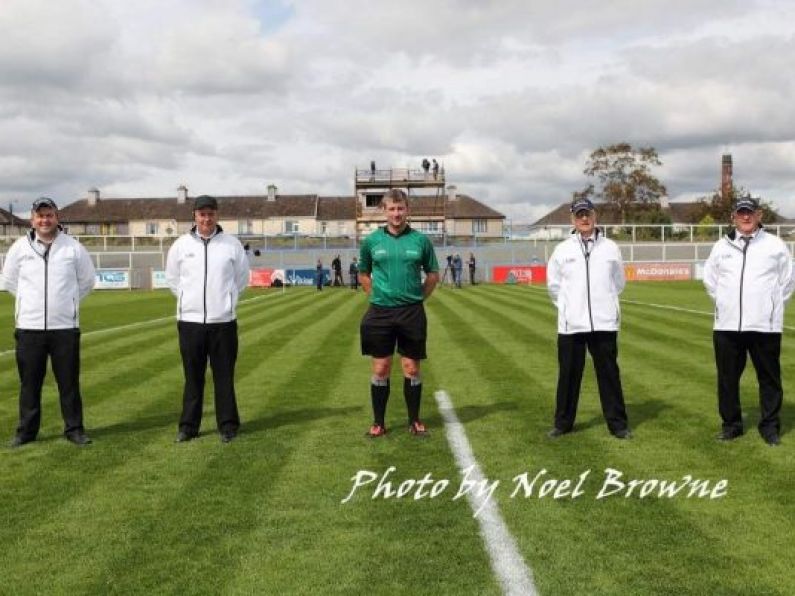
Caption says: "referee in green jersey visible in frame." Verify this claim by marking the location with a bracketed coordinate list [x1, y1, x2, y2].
[359, 189, 440, 437]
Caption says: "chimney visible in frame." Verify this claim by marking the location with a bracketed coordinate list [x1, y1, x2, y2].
[177, 185, 188, 204]
[87, 187, 100, 207]
[267, 184, 277, 202]
[447, 185, 457, 202]
[721, 154, 733, 202]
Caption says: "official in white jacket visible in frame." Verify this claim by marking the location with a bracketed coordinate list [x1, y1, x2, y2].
[546, 199, 631, 439]
[703, 197, 794, 446]
[166, 195, 250, 443]
[2, 197, 95, 448]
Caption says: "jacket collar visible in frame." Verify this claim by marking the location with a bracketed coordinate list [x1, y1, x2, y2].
[727, 224, 763, 242]
[190, 224, 223, 240]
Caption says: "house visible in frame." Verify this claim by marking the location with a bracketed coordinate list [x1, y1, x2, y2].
[0, 207, 27, 236]
[56, 181, 505, 240]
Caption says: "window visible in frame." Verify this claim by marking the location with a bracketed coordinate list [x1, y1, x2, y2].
[418, 222, 440, 233]
[239, 220, 253, 234]
[146, 222, 159, 235]
[472, 219, 487, 234]
[365, 194, 383, 208]
[321, 222, 328, 235]
[86, 224, 100, 235]
[285, 220, 299, 234]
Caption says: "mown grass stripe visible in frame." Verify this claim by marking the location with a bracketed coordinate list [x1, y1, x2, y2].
[0, 291, 354, 542]
[429, 289, 786, 595]
[81, 289, 365, 593]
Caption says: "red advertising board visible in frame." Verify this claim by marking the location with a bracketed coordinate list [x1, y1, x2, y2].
[625, 263, 692, 281]
[492, 265, 547, 284]
[249, 268, 276, 287]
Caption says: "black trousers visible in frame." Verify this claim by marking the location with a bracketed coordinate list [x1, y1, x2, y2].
[555, 332, 628, 433]
[713, 331, 782, 437]
[15, 329, 84, 439]
[177, 321, 240, 434]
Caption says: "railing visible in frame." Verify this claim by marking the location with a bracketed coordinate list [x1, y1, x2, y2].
[509, 223, 795, 243]
[3, 224, 795, 257]
[354, 167, 445, 185]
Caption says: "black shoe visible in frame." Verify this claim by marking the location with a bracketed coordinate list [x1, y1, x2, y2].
[9, 435, 33, 449]
[175, 431, 197, 443]
[220, 431, 237, 443]
[763, 434, 781, 446]
[65, 432, 92, 446]
[716, 429, 743, 441]
[547, 427, 568, 439]
[612, 429, 633, 440]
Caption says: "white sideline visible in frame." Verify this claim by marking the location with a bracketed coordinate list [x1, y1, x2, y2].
[434, 390, 538, 596]
[524, 285, 795, 332]
[0, 293, 274, 359]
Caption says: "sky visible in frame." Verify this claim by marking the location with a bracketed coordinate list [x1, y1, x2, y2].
[1, 0, 794, 222]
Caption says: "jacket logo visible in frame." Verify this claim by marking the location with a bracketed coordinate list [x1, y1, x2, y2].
[185, 252, 196, 258]
[405, 249, 419, 256]
[374, 249, 387, 256]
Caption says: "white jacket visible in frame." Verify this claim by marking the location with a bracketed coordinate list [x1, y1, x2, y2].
[2, 229, 95, 329]
[703, 228, 795, 332]
[165, 227, 250, 324]
[547, 231, 625, 334]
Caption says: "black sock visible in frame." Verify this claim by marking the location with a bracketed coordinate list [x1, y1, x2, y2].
[371, 377, 390, 426]
[404, 376, 422, 423]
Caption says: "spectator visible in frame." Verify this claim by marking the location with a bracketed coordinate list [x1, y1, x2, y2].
[468, 252, 477, 285]
[332, 254, 344, 287]
[453, 254, 463, 288]
[349, 257, 360, 290]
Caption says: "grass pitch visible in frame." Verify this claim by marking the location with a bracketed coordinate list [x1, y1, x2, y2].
[0, 282, 793, 595]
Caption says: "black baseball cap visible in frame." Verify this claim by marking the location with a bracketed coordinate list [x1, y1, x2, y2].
[194, 195, 218, 210]
[32, 196, 58, 211]
[570, 198, 595, 214]
[734, 197, 759, 212]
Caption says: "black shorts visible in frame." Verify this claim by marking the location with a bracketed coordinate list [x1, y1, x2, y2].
[360, 302, 428, 360]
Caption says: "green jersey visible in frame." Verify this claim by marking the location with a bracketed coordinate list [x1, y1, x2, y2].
[359, 226, 439, 307]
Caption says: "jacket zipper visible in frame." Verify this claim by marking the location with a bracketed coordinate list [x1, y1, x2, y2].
[580, 238, 594, 332]
[43, 244, 51, 330]
[585, 252, 594, 332]
[203, 238, 209, 324]
[738, 238, 750, 332]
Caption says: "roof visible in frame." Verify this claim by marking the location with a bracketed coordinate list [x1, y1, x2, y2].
[0, 207, 27, 226]
[405, 194, 503, 219]
[530, 201, 776, 226]
[445, 194, 504, 219]
[317, 196, 356, 220]
[56, 191, 505, 223]
[58, 194, 319, 223]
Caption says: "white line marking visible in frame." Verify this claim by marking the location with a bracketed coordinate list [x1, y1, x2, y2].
[434, 390, 538, 596]
[621, 299, 711, 316]
[0, 292, 276, 358]
[522, 284, 795, 332]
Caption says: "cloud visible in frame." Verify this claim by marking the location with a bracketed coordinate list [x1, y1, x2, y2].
[0, 0, 794, 220]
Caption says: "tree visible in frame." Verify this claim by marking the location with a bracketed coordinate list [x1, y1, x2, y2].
[579, 143, 667, 223]
[694, 184, 779, 224]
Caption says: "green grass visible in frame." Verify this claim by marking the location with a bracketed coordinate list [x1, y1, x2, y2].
[0, 282, 793, 595]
